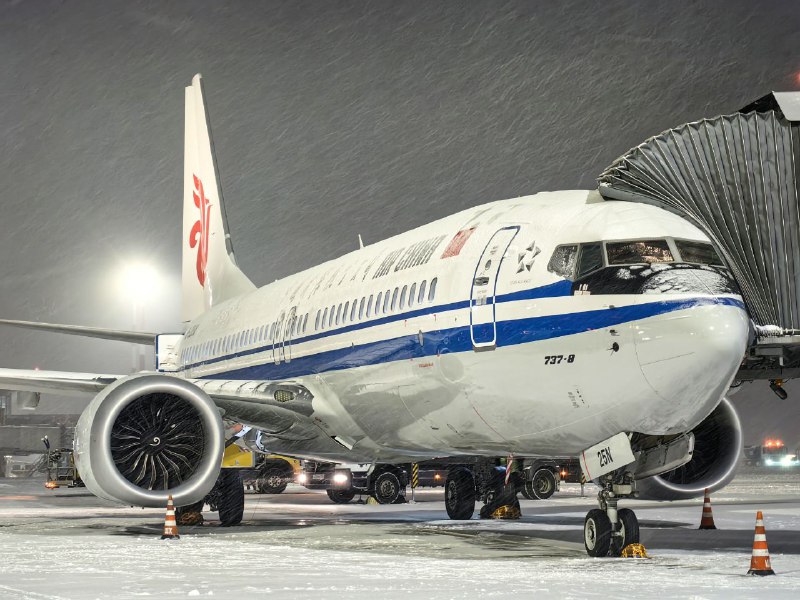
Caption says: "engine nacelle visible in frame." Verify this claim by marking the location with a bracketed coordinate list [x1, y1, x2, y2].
[74, 374, 224, 507]
[637, 397, 742, 500]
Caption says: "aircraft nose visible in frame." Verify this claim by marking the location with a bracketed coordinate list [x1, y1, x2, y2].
[632, 298, 749, 432]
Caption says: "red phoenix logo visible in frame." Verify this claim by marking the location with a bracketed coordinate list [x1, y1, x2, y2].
[189, 174, 212, 286]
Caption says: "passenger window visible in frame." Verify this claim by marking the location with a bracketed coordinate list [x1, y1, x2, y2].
[577, 244, 604, 277]
[428, 277, 437, 302]
[350, 300, 357, 322]
[367, 294, 373, 317]
[391, 287, 399, 311]
[322, 308, 328, 329]
[315, 310, 321, 331]
[418, 280, 427, 304]
[343, 301, 350, 323]
[606, 239, 673, 265]
[675, 240, 723, 265]
[409, 283, 416, 307]
[375, 292, 382, 315]
[336, 304, 342, 325]
[303, 313, 309, 332]
[328, 305, 335, 327]
[400, 285, 407, 309]
[547, 245, 578, 280]
[359, 297, 365, 319]
[383, 290, 391, 313]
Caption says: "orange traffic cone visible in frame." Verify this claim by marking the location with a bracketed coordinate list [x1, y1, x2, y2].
[698, 488, 717, 530]
[747, 511, 775, 576]
[161, 495, 180, 540]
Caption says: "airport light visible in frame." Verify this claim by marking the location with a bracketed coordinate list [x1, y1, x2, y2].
[117, 262, 161, 304]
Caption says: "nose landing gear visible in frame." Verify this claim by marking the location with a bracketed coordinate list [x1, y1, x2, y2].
[584, 470, 640, 557]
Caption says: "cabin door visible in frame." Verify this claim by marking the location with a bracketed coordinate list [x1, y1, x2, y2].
[280, 306, 297, 363]
[469, 226, 519, 350]
[272, 310, 285, 364]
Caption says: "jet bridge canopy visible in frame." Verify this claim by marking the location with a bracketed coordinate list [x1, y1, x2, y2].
[597, 92, 800, 380]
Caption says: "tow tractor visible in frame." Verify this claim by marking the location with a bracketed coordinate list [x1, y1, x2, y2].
[744, 439, 800, 468]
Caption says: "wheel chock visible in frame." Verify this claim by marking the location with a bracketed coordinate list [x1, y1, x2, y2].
[620, 543, 649, 558]
[177, 511, 204, 526]
[366, 496, 379, 505]
[488, 504, 521, 520]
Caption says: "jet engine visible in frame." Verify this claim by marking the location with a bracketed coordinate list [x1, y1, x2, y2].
[637, 397, 742, 500]
[74, 374, 224, 507]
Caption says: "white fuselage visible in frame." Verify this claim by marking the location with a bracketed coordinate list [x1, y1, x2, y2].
[169, 190, 749, 463]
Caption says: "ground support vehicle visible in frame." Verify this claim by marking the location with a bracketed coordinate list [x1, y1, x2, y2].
[243, 454, 301, 494]
[519, 457, 582, 499]
[743, 439, 800, 468]
[43, 448, 83, 489]
[299, 462, 410, 504]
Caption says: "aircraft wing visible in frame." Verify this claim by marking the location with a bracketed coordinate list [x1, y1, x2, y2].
[0, 319, 156, 345]
[0, 368, 121, 396]
[0, 368, 313, 416]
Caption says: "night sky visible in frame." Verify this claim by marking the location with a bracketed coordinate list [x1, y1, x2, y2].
[1, 1, 799, 443]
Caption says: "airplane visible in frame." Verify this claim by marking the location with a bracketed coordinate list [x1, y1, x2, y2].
[0, 74, 749, 557]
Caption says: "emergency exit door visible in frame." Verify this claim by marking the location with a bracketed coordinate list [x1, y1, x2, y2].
[469, 226, 519, 349]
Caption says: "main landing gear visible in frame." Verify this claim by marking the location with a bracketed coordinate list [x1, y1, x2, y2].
[584, 470, 640, 557]
[444, 460, 521, 520]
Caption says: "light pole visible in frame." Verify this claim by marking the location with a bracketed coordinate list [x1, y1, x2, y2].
[117, 262, 161, 372]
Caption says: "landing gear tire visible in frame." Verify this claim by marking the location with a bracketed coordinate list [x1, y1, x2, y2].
[584, 509, 612, 557]
[610, 508, 640, 557]
[215, 469, 245, 527]
[528, 469, 556, 500]
[445, 467, 476, 520]
[372, 471, 403, 504]
[327, 488, 356, 504]
[256, 467, 288, 494]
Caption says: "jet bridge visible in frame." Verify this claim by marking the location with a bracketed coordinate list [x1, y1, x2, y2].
[597, 92, 800, 382]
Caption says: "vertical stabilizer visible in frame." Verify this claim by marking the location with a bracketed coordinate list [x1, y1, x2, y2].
[183, 74, 255, 321]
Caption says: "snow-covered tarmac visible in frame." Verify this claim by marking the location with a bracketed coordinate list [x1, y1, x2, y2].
[1, 470, 799, 599]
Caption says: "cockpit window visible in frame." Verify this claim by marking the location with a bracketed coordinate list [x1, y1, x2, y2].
[547, 245, 578, 279]
[577, 243, 604, 277]
[606, 239, 673, 265]
[675, 240, 723, 266]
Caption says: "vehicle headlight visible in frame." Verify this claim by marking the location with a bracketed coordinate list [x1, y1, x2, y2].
[765, 459, 774, 466]
[332, 471, 349, 485]
[297, 473, 308, 484]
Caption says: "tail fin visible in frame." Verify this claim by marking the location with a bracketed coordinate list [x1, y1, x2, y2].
[183, 74, 255, 321]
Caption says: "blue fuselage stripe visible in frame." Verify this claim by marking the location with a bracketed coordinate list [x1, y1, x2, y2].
[182, 280, 574, 371]
[189, 295, 744, 381]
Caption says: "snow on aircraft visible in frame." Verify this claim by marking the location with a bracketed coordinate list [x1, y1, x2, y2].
[0, 75, 748, 556]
